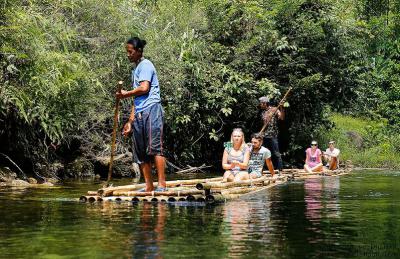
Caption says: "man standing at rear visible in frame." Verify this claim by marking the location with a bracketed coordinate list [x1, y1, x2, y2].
[259, 96, 285, 171]
[117, 37, 166, 192]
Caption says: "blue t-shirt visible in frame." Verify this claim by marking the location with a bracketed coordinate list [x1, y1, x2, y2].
[131, 59, 161, 113]
[248, 146, 271, 175]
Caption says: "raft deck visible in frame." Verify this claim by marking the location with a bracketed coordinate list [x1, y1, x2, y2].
[79, 168, 351, 204]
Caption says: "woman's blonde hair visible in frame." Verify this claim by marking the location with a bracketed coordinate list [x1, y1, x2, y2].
[230, 128, 246, 151]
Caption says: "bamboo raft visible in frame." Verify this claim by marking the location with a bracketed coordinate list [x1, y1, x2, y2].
[80, 167, 352, 204]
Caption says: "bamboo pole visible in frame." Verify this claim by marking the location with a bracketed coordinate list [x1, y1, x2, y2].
[186, 194, 206, 202]
[196, 176, 267, 190]
[220, 186, 261, 195]
[112, 189, 205, 197]
[196, 196, 206, 202]
[98, 183, 147, 196]
[107, 81, 124, 184]
[259, 87, 292, 135]
[98, 176, 224, 196]
[80, 196, 103, 202]
[167, 197, 176, 202]
[205, 193, 242, 203]
[187, 194, 206, 202]
[88, 196, 97, 203]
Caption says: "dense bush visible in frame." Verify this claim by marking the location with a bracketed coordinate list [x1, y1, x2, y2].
[0, 0, 399, 175]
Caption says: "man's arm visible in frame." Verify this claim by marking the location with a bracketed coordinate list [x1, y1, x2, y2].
[265, 157, 275, 176]
[116, 81, 150, 99]
[122, 103, 136, 137]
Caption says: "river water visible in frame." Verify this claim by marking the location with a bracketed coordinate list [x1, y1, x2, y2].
[0, 170, 399, 258]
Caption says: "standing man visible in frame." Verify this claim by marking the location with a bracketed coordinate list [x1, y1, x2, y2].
[248, 133, 275, 178]
[259, 96, 284, 171]
[116, 37, 166, 192]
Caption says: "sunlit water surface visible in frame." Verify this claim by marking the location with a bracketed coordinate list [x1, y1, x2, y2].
[1, 170, 400, 258]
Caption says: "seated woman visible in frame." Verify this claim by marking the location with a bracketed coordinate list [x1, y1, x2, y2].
[222, 128, 250, 182]
[304, 140, 323, 173]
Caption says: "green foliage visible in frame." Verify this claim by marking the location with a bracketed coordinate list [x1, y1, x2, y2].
[1, 0, 400, 173]
[352, 1, 400, 128]
[318, 114, 400, 169]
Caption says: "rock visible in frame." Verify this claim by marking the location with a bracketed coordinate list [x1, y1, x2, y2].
[36, 162, 64, 178]
[0, 167, 17, 182]
[94, 153, 139, 178]
[41, 182, 54, 187]
[45, 177, 59, 184]
[10, 179, 30, 187]
[65, 158, 95, 178]
[346, 131, 364, 149]
[28, 177, 38, 184]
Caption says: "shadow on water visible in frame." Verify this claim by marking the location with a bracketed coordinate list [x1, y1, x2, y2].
[0, 171, 400, 258]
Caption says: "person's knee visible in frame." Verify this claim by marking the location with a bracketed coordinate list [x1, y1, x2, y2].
[223, 171, 231, 178]
[250, 173, 260, 179]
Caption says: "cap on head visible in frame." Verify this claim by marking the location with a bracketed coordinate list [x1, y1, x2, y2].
[328, 140, 335, 144]
[311, 140, 318, 145]
[258, 96, 270, 103]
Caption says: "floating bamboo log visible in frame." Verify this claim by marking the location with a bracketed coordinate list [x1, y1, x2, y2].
[132, 196, 140, 203]
[80, 195, 103, 202]
[98, 177, 224, 196]
[196, 196, 206, 202]
[220, 186, 262, 195]
[205, 193, 242, 203]
[196, 176, 267, 190]
[166, 196, 186, 202]
[186, 194, 206, 202]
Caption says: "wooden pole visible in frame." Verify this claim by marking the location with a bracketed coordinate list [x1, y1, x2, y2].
[106, 81, 124, 184]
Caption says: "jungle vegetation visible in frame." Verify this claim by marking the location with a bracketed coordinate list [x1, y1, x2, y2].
[1, 0, 399, 177]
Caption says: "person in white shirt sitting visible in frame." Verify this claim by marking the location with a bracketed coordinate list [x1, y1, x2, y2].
[323, 140, 340, 170]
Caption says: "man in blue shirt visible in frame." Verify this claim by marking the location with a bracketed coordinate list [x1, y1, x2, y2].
[116, 37, 166, 192]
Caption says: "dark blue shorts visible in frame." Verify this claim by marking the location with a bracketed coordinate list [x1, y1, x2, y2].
[131, 103, 165, 164]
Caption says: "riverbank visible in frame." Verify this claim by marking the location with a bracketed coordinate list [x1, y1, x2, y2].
[318, 114, 400, 169]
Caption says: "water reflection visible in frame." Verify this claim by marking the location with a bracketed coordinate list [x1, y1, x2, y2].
[304, 177, 341, 221]
[1, 171, 400, 258]
[132, 203, 166, 259]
